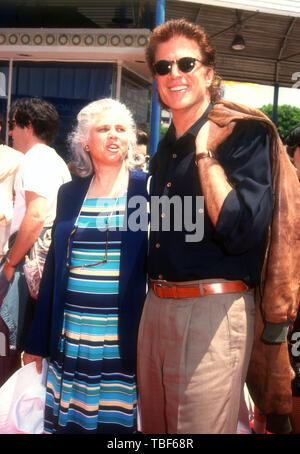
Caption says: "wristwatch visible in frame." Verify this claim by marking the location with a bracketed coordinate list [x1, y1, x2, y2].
[195, 150, 214, 166]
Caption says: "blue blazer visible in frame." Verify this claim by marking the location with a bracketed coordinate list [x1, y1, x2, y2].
[25, 169, 148, 373]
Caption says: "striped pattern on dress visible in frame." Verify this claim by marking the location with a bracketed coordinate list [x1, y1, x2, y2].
[44, 195, 138, 434]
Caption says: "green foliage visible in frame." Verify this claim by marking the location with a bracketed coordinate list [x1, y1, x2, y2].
[259, 104, 300, 139]
[160, 124, 169, 138]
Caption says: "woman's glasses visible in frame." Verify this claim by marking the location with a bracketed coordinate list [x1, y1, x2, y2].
[153, 57, 203, 76]
[66, 224, 109, 270]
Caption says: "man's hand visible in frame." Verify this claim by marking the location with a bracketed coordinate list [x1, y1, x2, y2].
[3, 262, 15, 282]
[6, 191, 47, 268]
[23, 352, 43, 374]
[195, 120, 234, 227]
[196, 120, 235, 155]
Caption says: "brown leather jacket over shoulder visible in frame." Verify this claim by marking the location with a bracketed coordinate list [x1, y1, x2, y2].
[207, 100, 300, 415]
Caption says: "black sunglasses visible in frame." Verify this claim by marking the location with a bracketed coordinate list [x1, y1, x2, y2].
[153, 57, 203, 76]
[8, 120, 16, 131]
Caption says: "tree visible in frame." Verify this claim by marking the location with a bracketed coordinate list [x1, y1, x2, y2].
[259, 104, 300, 139]
[160, 124, 169, 138]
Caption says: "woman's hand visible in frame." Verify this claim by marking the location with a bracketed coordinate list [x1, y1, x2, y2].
[23, 352, 44, 374]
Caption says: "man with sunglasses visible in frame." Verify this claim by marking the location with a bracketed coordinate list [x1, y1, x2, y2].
[0, 97, 70, 386]
[136, 19, 299, 434]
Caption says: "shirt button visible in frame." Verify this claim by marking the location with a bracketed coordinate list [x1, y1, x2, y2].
[158, 274, 163, 279]
[166, 182, 172, 188]
[172, 153, 177, 159]
[155, 243, 160, 248]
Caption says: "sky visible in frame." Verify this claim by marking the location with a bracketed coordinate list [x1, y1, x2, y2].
[223, 80, 300, 109]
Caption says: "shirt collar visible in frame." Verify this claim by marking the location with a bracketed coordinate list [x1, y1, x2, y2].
[188, 102, 213, 137]
[165, 102, 214, 145]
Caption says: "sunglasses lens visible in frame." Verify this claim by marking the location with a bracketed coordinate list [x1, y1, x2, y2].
[154, 60, 172, 76]
[178, 57, 196, 73]
[154, 58, 198, 75]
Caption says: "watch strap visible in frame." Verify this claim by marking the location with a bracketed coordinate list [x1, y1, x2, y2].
[195, 150, 213, 165]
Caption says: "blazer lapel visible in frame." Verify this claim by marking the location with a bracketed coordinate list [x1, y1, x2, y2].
[63, 176, 92, 229]
[54, 176, 93, 284]
[119, 171, 148, 306]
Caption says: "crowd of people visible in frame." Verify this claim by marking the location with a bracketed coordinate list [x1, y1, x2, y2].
[0, 18, 299, 435]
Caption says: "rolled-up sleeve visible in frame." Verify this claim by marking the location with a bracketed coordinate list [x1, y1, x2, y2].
[214, 120, 273, 254]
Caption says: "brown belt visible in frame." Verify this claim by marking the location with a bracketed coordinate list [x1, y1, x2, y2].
[150, 280, 249, 299]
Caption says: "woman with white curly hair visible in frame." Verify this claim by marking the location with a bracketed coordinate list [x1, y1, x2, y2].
[23, 98, 148, 434]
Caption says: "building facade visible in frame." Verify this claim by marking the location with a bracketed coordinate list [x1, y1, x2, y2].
[0, 21, 152, 159]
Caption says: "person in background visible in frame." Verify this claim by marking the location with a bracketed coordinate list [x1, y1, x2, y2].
[0, 113, 23, 377]
[133, 129, 149, 172]
[0, 113, 23, 260]
[137, 18, 299, 434]
[23, 98, 148, 434]
[283, 124, 300, 181]
[0, 97, 71, 386]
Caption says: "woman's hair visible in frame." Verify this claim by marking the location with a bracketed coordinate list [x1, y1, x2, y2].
[146, 18, 223, 106]
[68, 98, 137, 177]
[283, 124, 300, 158]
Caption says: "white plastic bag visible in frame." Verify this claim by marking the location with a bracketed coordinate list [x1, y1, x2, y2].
[0, 359, 48, 434]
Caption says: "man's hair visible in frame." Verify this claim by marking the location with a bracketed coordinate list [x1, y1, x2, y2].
[146, 18, 222, 105]
[137, 129, 149, 146]
[283, 124, 300, 158]
[10, 97, 60, 145]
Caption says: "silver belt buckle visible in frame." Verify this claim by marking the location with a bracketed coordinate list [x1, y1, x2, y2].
[153, 279, 167, 288]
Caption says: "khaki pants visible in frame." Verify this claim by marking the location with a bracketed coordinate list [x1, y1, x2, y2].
[137, 282, 255, 434]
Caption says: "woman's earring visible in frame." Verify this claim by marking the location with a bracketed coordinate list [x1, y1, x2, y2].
[84, 144, 90, 152]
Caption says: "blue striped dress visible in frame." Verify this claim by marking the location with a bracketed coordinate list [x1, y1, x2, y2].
[43, 194, 137, 434]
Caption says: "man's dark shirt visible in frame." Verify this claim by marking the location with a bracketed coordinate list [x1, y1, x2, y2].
[148, 104, 273, 286]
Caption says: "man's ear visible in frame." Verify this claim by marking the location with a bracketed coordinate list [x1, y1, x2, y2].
[26, 121, 34, 133]
[206, 68, 214, 87]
